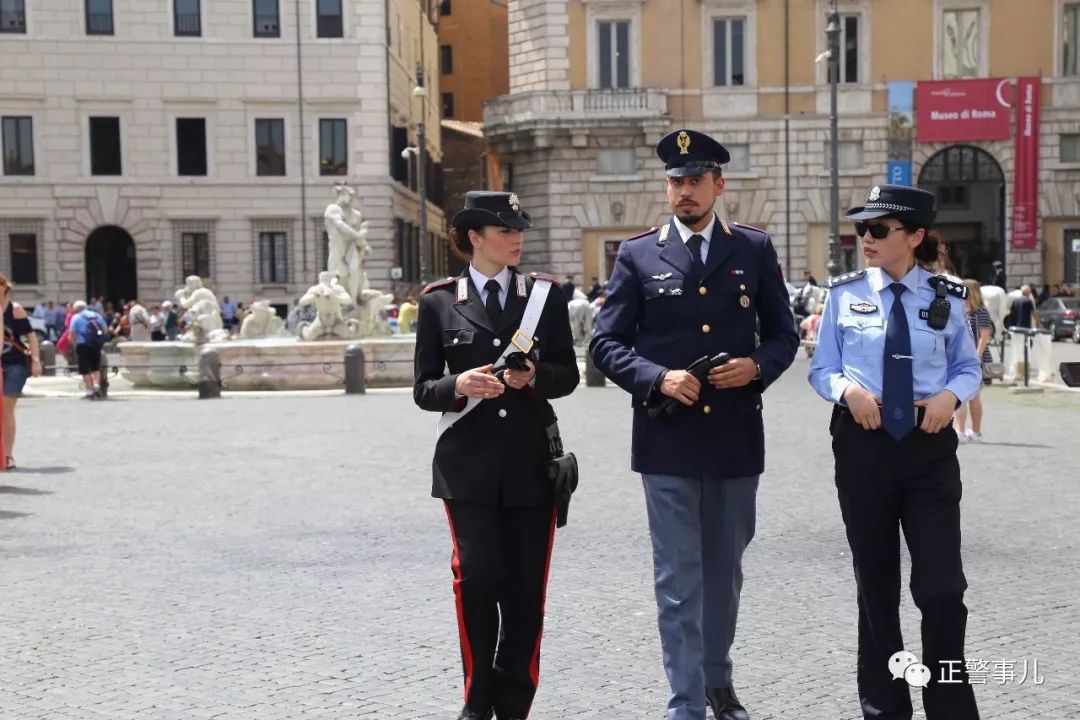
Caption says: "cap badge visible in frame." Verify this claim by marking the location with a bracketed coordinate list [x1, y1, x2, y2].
[677, 131, 691, 156]
[868, 186, 881, 202]
[509, 193, 520, 212]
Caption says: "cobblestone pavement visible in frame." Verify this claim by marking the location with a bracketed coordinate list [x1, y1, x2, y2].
[1, 354, 1078, 719]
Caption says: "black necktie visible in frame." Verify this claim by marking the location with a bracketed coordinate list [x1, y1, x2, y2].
[687, 234, 705, 274]
[882, 283, 915, 440]
[484, 279, 502, 327]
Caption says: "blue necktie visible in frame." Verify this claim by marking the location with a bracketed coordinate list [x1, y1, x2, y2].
[687, 234, 705, 275]
[882, 283, 915, 440]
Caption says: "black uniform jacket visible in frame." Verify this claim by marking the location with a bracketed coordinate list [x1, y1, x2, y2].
[590, 216, 799, 478]
[414, 268, 580, 507]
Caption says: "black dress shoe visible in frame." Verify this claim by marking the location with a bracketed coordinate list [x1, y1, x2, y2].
[456, 707, 494, 720]
[705, 686, 749, 720]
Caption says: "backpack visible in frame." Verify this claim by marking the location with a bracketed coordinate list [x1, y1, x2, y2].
[83, 314, 106, 349]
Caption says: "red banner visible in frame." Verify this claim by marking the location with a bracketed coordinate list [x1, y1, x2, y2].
[915, 78, 1012, 142]
[1011, 77, 1041, 251]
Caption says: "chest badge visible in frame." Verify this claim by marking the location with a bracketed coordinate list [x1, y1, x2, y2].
[739, 295, 751, 309]
[849, 302, 878, 314]
[651, 272, 673, 281]
[730, 269, 745, 275]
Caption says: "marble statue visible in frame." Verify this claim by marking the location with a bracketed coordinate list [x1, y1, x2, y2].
[322, 183, 393, 337]
[324, 184, 371, 306]
[238, 300, 286, 339]
[175, 275, 229, 343]
[296, 271, 361, 341]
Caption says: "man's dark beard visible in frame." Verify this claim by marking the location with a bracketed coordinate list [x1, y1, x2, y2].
[673, 202, 715, 227]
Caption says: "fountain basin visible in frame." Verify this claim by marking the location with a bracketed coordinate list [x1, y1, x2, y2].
[118, 336, 416, 390]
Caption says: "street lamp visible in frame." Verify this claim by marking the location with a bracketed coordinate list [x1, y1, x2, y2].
[825, 5, 842, 278]
[413, 64, 430, 283]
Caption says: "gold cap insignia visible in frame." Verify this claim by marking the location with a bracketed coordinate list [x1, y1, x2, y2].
[677, 131, 691, 156]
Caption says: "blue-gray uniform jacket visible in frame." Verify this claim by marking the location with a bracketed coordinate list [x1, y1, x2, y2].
[808, 265, 981, 405]
[590, 215, 799, 477]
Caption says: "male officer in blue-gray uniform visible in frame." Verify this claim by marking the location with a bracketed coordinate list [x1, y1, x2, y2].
[589, 129, 799, 720]
[809, 184, 981, 720]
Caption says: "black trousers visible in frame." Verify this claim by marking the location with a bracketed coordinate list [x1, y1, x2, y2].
[831, 409, 980, 720]
[444, 501, 557, 719]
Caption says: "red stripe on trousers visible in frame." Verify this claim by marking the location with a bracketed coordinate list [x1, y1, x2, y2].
[528, 506, 559, 694]
[444, 502, 475, 704]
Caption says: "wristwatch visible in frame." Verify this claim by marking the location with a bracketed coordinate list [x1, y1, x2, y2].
[752, 359, 762, 381]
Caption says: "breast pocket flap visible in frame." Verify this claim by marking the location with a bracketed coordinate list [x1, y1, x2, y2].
[442, 328, 475, 347]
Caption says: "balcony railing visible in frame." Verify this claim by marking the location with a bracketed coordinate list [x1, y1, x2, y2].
[484, 88, 668, 130]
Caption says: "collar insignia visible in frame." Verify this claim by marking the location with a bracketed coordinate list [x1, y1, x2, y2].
[456, 277, 469, 304]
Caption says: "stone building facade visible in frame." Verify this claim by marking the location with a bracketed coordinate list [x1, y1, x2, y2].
[484, 0, 1080, 289]
[0, 0, 445, 309]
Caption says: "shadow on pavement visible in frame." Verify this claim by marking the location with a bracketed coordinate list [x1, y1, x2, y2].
[0, 510, 31, 520]
[6, 466, 76, 475]
[0, 485, 55, 495]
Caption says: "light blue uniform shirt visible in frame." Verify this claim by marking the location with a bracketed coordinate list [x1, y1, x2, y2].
[808, 265, 981, 405]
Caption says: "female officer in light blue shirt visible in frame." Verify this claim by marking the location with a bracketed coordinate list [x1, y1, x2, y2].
[808, 184, 981, 720]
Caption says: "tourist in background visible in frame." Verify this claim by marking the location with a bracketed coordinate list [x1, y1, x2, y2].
[1, 274, 44, 470]
[955, 280, 993, 443]
[68, 300, 106, 399]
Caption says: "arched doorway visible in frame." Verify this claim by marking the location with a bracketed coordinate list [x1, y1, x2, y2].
[918, 145, 1005, 283]
[86, 226, 137, 305]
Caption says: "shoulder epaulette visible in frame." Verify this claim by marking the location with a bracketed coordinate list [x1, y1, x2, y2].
[422, 276, 456, 294]
[529, 271, 561, 286]
[623, 226, 658, 243]
[732, 221, 767, 235]
[928, 275, 968, 299]
[826, 270, 867, 288]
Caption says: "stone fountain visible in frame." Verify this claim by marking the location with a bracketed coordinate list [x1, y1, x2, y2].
[119, 184, 414, 391]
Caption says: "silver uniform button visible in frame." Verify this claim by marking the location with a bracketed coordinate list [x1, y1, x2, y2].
[452, 338, 459, 344]
[498, 409, 507, 418]
[493, 338, 501, 347]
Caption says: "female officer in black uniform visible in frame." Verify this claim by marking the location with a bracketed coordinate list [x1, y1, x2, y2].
[808, 184, 982, 720]
[413, 191, 579, 720]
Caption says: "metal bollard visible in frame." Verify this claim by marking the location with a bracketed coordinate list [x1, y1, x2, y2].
[39, 341, 56, 376]
[344, 344, 366, 394]
[198, 347, 221, 399]
[98, 351, 109, 399]
[584, 349, 606, 387]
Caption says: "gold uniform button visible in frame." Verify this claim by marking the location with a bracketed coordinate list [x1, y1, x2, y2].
[702, 324, 711, 333]
[703, 405, 712, 414]
[698, 286, 707, 296]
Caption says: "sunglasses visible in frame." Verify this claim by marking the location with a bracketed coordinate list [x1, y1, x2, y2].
[854, 222, 908, 240]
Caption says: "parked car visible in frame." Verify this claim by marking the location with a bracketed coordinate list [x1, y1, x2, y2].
[1037, 296, 1080, 342]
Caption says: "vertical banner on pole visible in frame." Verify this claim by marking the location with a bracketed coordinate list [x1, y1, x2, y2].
[887, 81, 915, 186]
[1011, 76, 1041, 251]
